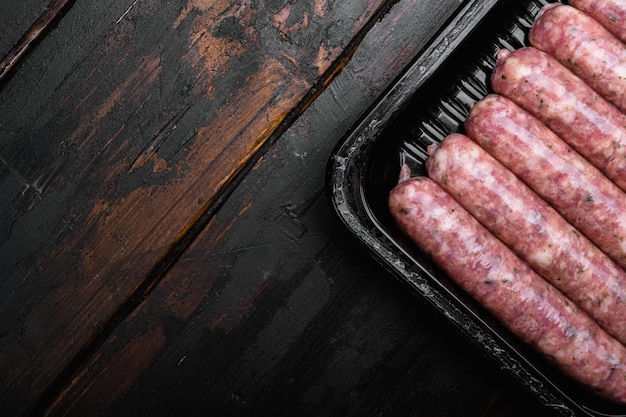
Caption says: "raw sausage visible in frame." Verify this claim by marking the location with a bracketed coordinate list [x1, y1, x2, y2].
[530, 3, 626, 113]
[388, 175, 626, 403]
[464, 94, 626, 271]
[570, 0, 626, 45]
[490, 47, 626, 192]
[426, 133, 626, 345]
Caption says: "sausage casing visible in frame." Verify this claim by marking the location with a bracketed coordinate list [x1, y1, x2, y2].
[426, 132, 626, 345]
[570, 0, 626, 45]
[388, 175, 626, 403]
[490, 47, 626, 192]
[530, 3, 626, 114]
[464, 94, 626, 271]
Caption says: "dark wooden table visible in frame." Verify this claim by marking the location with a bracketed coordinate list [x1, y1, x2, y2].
[0, 0, 554, 416]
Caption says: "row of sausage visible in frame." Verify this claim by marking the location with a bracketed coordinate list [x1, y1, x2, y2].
[389, 2, 626, 404]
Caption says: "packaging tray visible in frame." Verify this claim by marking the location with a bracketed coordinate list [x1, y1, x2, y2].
[326, 0, 626, 415]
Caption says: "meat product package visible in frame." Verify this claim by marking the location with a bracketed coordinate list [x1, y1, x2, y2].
[326, 0, 626, 415]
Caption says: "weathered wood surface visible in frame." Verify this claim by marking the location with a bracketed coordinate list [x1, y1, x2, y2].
[0, 0, 558, 415]
[0, 0, 390, 414]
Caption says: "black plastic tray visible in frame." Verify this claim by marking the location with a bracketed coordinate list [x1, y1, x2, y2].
[326, 0, 626, 416]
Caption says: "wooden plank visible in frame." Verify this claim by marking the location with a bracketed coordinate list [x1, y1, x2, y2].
[0, 0, 390, 414]
[39, 0, 547, 415]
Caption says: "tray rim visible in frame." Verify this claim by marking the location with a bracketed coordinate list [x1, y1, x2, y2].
[324, 0, 615, 415]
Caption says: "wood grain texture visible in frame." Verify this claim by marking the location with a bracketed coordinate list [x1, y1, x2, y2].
[38, 0, 552, 415]
[0, 0, 390, 414]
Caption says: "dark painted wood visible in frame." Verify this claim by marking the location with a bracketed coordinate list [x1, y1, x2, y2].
[37, 0, 551, 416]
[0, 0, 55, 78]
[0, 0, 390, 414]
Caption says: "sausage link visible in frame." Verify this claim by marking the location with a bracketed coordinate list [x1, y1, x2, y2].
[490, 46, 626, 192]
[530, 3, 626, 113]
[464, 94, 626, 271]
[426, 133, 626, 345]
[388, 176, 626, 403]
[570, 0, 626, 45]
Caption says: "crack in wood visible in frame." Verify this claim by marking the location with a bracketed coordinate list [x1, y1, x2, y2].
[129, 104, 192, 173]
[0, 0, 77, 86]
[116, 0, 139, 24]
